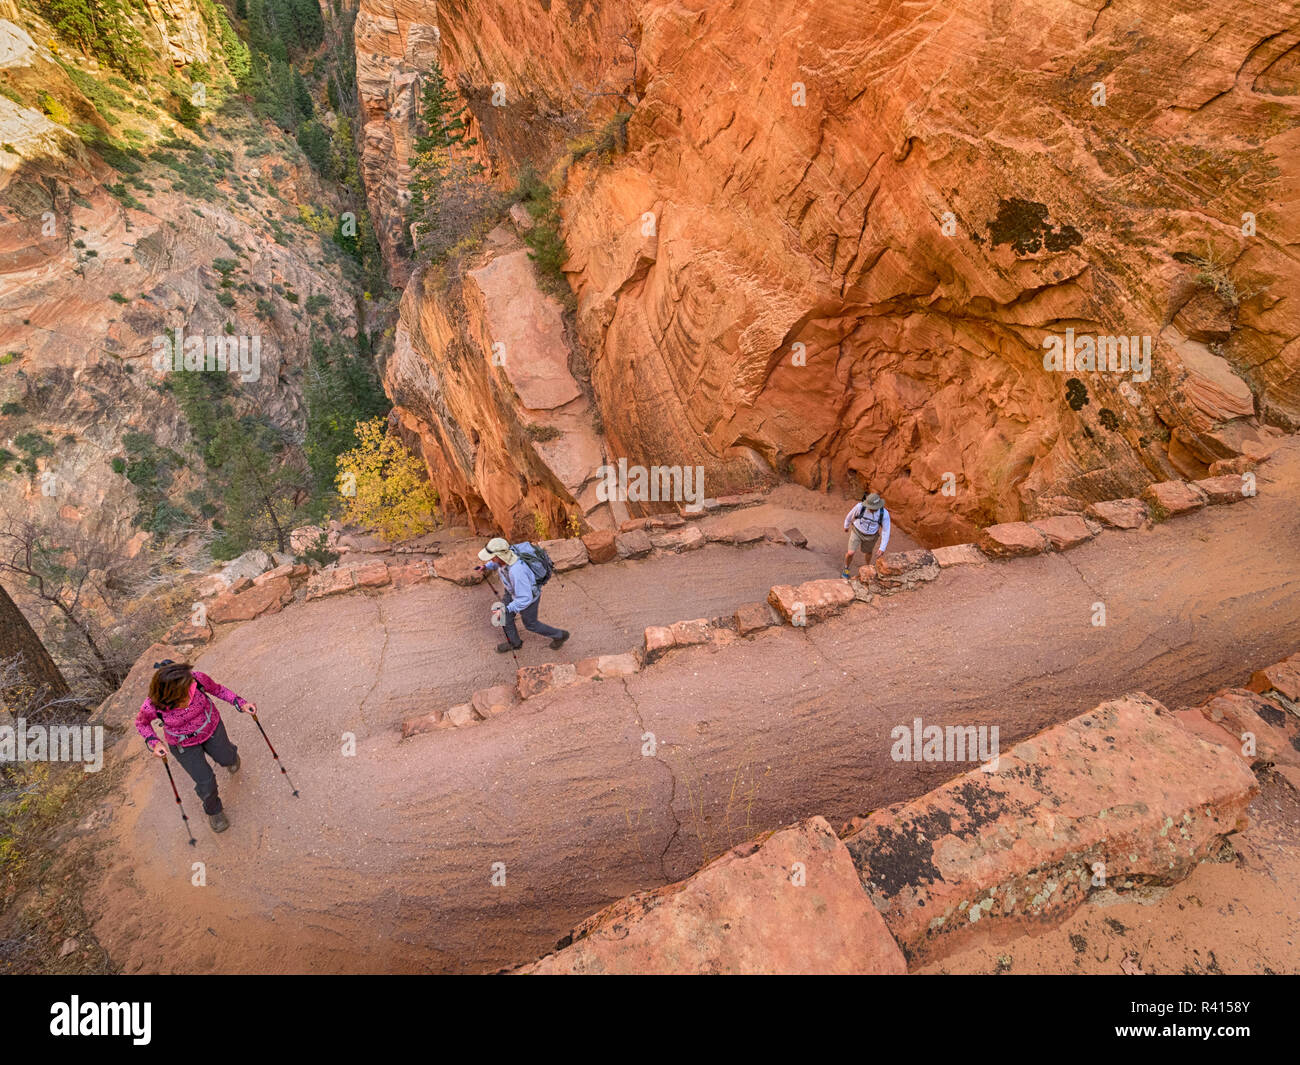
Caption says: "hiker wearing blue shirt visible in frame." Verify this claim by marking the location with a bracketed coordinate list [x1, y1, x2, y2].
[477, 537, 571, 654]
[842, 492, 890, 577]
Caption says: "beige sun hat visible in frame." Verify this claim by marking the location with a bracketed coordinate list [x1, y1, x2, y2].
[478, 537, 517, 564]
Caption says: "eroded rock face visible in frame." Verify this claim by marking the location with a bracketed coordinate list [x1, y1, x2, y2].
[519, 817, 908, 975]
[369, 0, 1299, 547]
[842, 694, 1258, 966]
[384, 228, 613, 537]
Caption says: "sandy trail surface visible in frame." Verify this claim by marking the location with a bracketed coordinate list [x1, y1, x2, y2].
[84, 447, 1300, 973]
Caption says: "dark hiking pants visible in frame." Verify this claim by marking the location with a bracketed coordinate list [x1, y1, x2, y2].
[502, 594, 566, 648]
[169, 719, 238, 814]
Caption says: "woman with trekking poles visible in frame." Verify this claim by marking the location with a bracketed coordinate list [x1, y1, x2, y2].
[135, 660, 256, 834]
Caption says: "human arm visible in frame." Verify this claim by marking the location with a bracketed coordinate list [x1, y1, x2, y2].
[878, 510, 891, 553]
[135, 702, 168, 756]
[193, 671, 256, 715]
[505, 563, 537, 614]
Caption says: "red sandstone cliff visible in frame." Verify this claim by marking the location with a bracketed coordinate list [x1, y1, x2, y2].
[360, 0, 1300, 543]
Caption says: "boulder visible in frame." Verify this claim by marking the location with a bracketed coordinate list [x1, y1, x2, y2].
[768, 579, 855, 625]
[735, 601, 777, 636]
[577, 653, 641, 680]
[471, 685, 517, 718]
[253, 563, 309, 586]
[615, 529, 653, 559]
[1208, 456, 1256, 477]
[705, 525, 765, 545]
[208, 576, 294, 624]
[304, 567, 357, 601]
[931, 544, 985, 568]
[540, 538, 589, 571]
[516, 663, 578, 700]
[783, 528, 809, 548]
[519, 817, 907, 975]
[1142, 480, 1207, 518]
[669, 618, 711, 646]
[1085, 498, 1148, 529]
[977, 522, 1050, 558]
[649, 526, 705, 552]
[619, 518, 647, 532]
[1193, 687, 1300, 769]
[643, 626, 675, 663]
[1246, 656, 1300, 702]
[444, 703, 477, 727]
[219, 549, 274, 586]
[875, 550, 938, 579]
[163, 619, 212, 646]
[842, 693, 1257, 966]
[400, 710, 450, 738]
[1028, 515, 1094, 551]
[388, 561, 435, 589]
[351, 561, 391, 588]
[582, 529, 618, 564]
[1193, 474, 1251, 506]
[434, 548, 487, 586]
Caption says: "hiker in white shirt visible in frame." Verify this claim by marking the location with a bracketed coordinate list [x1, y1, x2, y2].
[842, 492, 890, 577]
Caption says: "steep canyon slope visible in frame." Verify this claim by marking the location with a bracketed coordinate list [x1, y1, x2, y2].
[360, 0, 1300, 543]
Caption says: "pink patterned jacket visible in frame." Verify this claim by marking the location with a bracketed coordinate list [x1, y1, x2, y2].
[134, 671, 246, 750]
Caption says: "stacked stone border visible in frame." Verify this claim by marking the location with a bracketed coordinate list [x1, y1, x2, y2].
[398, 472, 1261, 737]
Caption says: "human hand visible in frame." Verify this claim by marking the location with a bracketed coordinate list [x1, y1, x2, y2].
[150, 742, 167, 759]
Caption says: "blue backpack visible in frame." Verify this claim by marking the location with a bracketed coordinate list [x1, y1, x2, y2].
[515, 542, 555, 586]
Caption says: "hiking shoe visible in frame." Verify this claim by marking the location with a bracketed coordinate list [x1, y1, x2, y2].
[227, 755, 240, 775]
[496, 641, 522, 654]
[840, 569, 851, 578]
[208, 810, 229, 833]
[549, 631, 571, 650]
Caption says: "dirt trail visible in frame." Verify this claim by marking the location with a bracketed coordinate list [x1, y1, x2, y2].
[84, 447, 1300, 973]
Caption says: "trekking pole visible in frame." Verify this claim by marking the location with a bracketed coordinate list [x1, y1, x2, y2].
[248, 713, 300, 797]
[159, 753, 197, 847]
[479, 569, 521, 668]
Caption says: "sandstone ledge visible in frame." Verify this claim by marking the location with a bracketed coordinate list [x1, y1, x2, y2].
[842, 693, 1257, 966]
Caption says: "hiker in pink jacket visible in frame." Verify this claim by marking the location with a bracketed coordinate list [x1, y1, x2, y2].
[135, 660, 257, 833]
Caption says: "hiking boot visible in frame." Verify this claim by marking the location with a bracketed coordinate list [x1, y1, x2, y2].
[208, 810, 229, 833]
[840, 569, 851, 579]
[549, 630, 571, 650]
[226, 754, 240, 775]
[497, 641, 522, 654]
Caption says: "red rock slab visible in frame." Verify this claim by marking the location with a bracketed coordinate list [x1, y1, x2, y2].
[1208, 456, 1256, 477]
[208, 576, 294, 624]
[1029, 515, 1094, 551]
[782, 527, 809, 548]
[1142, 480, 1207, 517]
[669, 618, 711, 646]
[649, 526, 705, 552]
[705, 525, 765, 545]
[304, 567, 357, 601]
[735, 601, 777, 635]
[1247, 658, 1300, 702]
[842, 693, 1257, 967]
[1085, 498, 1148, 529]
[401, 710, 451, 738]
[931, 544, 986, 568]
[643, 625, 675, 663]
[516, 663, 579, 700]
[539, 538, 589, 571]
[253, 563, 309, 586]
[434, 548, 488, 586]
[875, 549, 938, 578]
[519, 817, 907, 975]
[581, 529, 617, 563]
[471, 684, 517, 718]
[389, 561, 436, 589]
[163, 620, 213, 646]
[614, 529, 653, 559]
[1196, 687, 1300, 768]
[1194, 474, 1252, 505]
[768, 579, 855, 625]
[351, 561, 391, 588]
[977, 522, 1049, 558]
[645, 514, 686, 529]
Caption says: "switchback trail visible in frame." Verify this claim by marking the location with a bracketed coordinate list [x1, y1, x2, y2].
[84, 445, 1300, 973]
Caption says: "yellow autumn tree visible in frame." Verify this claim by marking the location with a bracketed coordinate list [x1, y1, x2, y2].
[335, 418, 440, 541]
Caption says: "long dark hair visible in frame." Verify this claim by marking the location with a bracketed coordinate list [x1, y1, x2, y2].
[149, 661, 194, 709]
